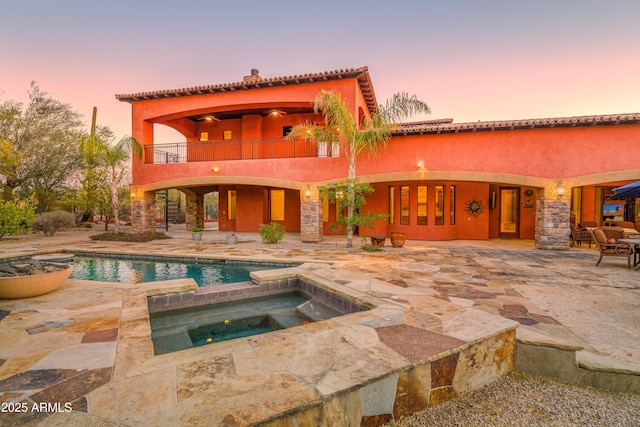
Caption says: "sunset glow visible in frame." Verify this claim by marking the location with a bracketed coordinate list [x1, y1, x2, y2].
[2, 1, 639, 143]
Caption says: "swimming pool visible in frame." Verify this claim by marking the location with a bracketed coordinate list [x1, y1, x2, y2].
[68, 255, 285, 287]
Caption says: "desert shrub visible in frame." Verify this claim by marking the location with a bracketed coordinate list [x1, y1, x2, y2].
[30, 210, 76, 236]
[90, 231, 171, 242]
[259, 222, 285, 244]
[0, 201, 35, 238]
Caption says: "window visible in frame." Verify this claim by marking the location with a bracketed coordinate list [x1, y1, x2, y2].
[223, 130, 232, 140]
[227, 190, 236, 220]
[336, 191, 344, 220]
[270, 189, 285, 221]
[571, 187, 582, 225]
[282, 126, 292, 137]
[400, 186, 410, 225]
[388, 187, 395, 224]
[199, 131, 208, 142]
[417, 185, 427, 225]
[450, 186, 456, 225]
[435, 185, 444, 225]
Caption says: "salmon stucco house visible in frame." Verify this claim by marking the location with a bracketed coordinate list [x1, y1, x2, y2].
[116, 67, 640, 249]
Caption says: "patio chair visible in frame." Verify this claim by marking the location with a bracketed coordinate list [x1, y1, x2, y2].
[570, 224, 593, 248]
[599, 226, 625, 241]
[589, 228, 633, 269]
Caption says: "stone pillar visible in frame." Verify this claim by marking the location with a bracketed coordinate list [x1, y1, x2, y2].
[535, 197, 571, 250]
[131, 187, 156, 233]
[185, 193, 204, 230]
[301, 198, 323, 243]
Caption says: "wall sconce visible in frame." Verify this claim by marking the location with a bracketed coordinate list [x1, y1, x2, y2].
[417, 160, 426, 171]
[130, 191, 136, 198]
[305, 185, 312, 199]
[212, 166, 220, 173]
[556, 181, 565, 198]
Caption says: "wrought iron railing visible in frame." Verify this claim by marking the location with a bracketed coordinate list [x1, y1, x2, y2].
[144, 138, 339, 164]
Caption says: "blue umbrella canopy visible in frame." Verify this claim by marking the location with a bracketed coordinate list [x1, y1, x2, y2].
[609, 180, 640, 200]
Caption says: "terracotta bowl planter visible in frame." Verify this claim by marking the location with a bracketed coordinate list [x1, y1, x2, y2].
[390, 232, 406, 248]
[370, 236, 386, 247]
[0, 265, 73, 299]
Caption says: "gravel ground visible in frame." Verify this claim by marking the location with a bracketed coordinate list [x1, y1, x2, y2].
[385, 372, 640, 427]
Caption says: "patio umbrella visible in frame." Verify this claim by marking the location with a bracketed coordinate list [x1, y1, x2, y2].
[609, 180, 640, 200]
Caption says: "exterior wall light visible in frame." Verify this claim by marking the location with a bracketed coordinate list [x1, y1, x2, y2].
[417, 160, 426, 171]
[305, 185, 312, 199]
[212, 166, 220, 173]
[556, 181, 565, 198]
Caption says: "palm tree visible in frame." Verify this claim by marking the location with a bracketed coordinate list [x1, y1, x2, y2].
[79, 107, 141, 232]
[101, 136, 141, 232]
[289, 90, 430, 247]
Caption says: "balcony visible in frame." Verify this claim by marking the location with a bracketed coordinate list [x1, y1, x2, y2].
[145, 138, 339, 164]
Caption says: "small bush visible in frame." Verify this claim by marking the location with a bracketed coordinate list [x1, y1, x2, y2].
[0, 201, 35, 238]
[361, 243, 382, 252]
[30, 211, 76, 236]
[259, 222, 285, 244]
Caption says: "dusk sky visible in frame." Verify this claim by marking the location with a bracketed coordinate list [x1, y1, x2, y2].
[2, 0, 639, 143]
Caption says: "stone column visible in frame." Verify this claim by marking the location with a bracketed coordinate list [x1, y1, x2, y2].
[185, 193, 204, 230]
[535, 197, 570, 250]
[131, 187, 156, 233]
[301, 198, 323, 243]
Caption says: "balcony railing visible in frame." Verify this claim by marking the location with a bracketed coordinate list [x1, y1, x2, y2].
[144, 138, 339, 164]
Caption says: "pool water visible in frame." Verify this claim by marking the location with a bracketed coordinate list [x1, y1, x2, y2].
[69, 256, 281, 287]
[150, 291, 312, 354]
[188, 315, 279, 345]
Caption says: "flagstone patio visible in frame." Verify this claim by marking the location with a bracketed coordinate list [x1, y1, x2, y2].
[0, 228, 638, 425]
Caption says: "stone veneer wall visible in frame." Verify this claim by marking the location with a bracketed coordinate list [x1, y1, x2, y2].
[131, 192, 156, 232]
[301, 199, 323, 242]
[535, 197, 571, 250]
[185, 193, 204, 230]
[267, 327, 516, 426]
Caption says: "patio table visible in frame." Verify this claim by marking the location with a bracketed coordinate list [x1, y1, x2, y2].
[618, 238, 640, 270]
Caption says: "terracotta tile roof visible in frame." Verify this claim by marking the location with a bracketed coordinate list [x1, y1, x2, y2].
[116, 67, 378, 113]
[393, 113, 640, 135]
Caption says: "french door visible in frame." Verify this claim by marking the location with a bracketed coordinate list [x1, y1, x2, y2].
[499, 188, 519, 238]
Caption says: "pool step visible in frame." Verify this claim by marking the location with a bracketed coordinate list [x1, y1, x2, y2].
[296, 298, 343, 322]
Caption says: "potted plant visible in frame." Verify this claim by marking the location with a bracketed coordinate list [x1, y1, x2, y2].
[191, 227, 203, 241]
[226, 233, 237, 245]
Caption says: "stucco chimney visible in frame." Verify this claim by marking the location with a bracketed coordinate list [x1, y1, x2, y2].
[243, 69, 263, 83]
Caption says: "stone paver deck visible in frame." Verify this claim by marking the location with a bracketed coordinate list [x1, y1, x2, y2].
[0, 227, 638, 425]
